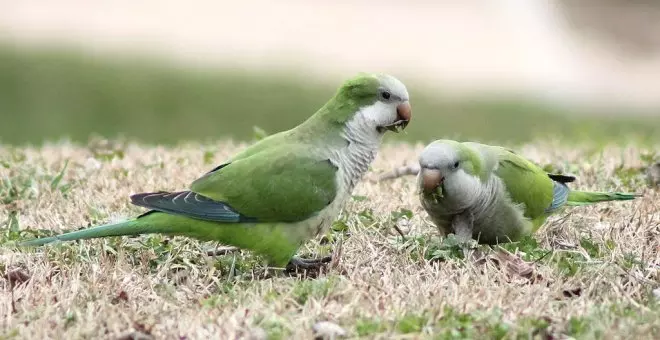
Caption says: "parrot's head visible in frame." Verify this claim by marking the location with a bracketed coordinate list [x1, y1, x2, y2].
[324, 73, 412, 135]
[417, 140, 482, 205]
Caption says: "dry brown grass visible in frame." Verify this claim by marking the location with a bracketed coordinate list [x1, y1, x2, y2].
[1, 140, 659, 339]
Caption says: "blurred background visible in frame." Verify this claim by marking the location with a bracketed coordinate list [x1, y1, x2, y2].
[1, 0, 659, 146]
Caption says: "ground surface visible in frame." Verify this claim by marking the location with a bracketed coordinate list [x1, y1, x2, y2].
[1, 140, 659, 339]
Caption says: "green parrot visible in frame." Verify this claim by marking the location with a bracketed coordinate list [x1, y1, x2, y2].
[19, 73, 413, 269]
[380, 139, 640, 244]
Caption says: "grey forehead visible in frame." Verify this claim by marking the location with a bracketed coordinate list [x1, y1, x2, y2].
[418, 142, 459, 167]
[377, 74, 409, 101]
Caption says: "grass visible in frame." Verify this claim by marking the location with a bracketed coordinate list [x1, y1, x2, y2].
[0, 139, 659, 339]
[1, 43, 660, 147]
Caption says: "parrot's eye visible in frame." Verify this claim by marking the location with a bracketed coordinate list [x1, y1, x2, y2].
[452, 161, 460, 169]
[380, 90, 391, 100]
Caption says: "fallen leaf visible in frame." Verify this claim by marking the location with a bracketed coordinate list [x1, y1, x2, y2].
[112, 290, 129, 304]
[561, 287, 583, 299]
[4, 267, 30, 288]
[485, 248, 543, 283]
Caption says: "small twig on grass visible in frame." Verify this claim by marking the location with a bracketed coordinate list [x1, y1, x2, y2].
[206, 245, 239, 257]
[377, 163, 421, 182]
[392, 223, 407, 242]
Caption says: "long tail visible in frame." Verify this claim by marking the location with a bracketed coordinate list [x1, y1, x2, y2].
[19, 212, 175, 247]
[566, 190, 642, 206]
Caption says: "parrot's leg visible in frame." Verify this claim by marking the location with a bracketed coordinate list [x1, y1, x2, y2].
[452, 211, 476, 258]
[452, 211, 474, 242]
[286, 255, 332, 272]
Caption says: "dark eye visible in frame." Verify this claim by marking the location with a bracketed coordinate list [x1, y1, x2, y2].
[381, 91, 391, 100]
[452, 161, 460, 169]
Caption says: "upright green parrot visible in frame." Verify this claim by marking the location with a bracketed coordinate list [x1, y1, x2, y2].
[19, 73, 412, 269]
[380, 140, 640, 244]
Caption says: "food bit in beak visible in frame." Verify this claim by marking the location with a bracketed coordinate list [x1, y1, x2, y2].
[378, 101, 412, 133]
[421, 168, 444, 194]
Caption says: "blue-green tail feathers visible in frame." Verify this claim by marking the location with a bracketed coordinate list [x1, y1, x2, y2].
[546, 173, 642, 208]
[566, 190, 642, 206]
[16, 210, 299, 266]
[18, 213, 176, 247]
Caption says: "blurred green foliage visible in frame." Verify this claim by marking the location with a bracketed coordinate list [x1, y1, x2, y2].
[1, 44, 659, 146]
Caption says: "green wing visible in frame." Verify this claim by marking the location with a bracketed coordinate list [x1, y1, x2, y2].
[492, 147, 555, 220]
[188, 144, 338, 222]
[131, 142, 338, 223]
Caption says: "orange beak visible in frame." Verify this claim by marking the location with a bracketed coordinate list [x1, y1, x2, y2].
[397, 101, 412, 123]
[377, 101, 412, 133]
[421, 168, 443, 194]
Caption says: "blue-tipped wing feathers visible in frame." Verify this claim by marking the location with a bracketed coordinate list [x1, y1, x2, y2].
[130, 191, 258, 223]
[495, 146, 575, 217]
[544, 173, 574, 213]
[546, 181, 570, 213]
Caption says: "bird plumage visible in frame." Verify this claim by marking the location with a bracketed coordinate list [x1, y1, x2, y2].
[20, 73, 412, 268]
[410, 140, 641, 244]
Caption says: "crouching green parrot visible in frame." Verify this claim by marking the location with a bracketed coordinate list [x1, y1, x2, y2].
[19, 73, 413, 270]
[380, 140, 640, 244]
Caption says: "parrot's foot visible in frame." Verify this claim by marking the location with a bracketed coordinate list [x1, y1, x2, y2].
[452, 211, 477, 258]
[285, 256, 332, 273]
[452, 211, 474, 242]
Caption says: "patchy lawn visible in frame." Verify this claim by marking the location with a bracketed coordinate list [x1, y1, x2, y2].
[1, 139, 659, 339]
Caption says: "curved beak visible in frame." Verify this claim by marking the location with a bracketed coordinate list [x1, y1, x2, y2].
[379, 101, 412, 133]
[421, 168, 444, 194]
[397, 101, 412, 124]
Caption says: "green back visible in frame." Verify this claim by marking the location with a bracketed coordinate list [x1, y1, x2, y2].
[226, 72, 381, 162]
[489, 146, 555, 221]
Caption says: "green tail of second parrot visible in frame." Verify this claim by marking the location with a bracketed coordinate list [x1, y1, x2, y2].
[566, 190, 641, 206]
[18, 213, 176, 247]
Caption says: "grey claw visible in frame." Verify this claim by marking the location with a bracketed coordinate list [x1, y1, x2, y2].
[286, 256, 332, 271]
